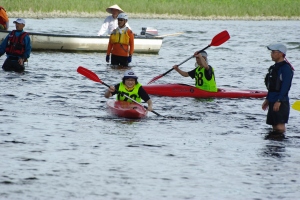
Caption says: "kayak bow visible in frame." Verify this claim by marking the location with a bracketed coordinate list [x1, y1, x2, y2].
[106, 100, 148, 119]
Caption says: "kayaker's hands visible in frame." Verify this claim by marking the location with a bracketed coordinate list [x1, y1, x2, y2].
[173, 65, 179, 71]
[146, 99, 153, 111]
[108, 86, 115, 93]
[106, 55, 110, 63]
[147, 105, 153, 111]
[262, 99, 269, 111]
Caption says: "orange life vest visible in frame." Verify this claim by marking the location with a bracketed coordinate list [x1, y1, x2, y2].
[0, 6, 8, 29]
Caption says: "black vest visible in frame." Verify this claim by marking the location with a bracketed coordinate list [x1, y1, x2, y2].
[264, 61, 290, 92]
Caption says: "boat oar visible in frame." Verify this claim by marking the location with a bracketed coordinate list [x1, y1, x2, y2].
[147, 30, 230, 84]
[77, 66, 162, 117]
[155, 32, 184, 38]
[292, 100, 300, 111]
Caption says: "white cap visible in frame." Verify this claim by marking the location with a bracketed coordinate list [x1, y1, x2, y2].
[123, 70, 137, 79]
[106, 4, 123, 14]
[199, 50, 207, 57]
[267, 43, 287, 55]
[117, 13, 128, 20]
[13, 18, 25, 24]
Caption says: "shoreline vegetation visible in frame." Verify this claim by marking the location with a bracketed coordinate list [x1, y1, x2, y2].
[7, 11, 300, 21]
[2, 0, 300, 20]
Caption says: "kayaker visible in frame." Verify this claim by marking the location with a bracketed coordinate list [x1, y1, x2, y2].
[0, 6, 9, 30]
[172, 50, 217, 92]
[97, 4, 131, 36]
[262, 43, 294, 138]
[0, 18, 31, 72]
[105, 69, 153, 111]
[106, 13, 134, 67]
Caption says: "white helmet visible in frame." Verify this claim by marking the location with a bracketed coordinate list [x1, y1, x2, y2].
[117, 13, 128, 20]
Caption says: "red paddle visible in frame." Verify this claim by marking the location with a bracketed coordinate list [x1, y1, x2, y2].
[147, 30, 230, 84]
[77, 66, 162, 116]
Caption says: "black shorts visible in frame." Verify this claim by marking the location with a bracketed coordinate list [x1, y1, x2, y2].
[266, 101, 290, 125]
[111, 54, 129, 67]
[2, 57, 25, 72]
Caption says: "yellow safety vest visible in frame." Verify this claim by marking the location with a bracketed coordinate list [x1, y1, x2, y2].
[195, 66, 217, 92]
[117, 82, 142, 102]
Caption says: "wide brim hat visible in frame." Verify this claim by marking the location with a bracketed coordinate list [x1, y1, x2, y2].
[106, 4, 124, 14]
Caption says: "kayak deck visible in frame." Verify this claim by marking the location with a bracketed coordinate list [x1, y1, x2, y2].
[143, 83, 267, 98]
[106, 100, 147, 119]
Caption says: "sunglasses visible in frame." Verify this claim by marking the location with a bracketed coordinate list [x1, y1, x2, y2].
[118, 19, 125, 21]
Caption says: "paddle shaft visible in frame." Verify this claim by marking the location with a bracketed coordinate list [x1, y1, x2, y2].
[161, 45, 211, 77]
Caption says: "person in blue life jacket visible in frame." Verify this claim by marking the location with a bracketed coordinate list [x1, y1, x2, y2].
[262, 43, 294, 137]
[105, 70, 153, 111]
[0, 18, 31, 72]
[172, 50, 217, 92]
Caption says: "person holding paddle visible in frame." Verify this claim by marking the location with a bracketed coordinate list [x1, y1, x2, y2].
[172, 50, 217, 92]
[105, 69, 153, 111]
[262, 43, 294, 137]
[105, 13, 134, 67]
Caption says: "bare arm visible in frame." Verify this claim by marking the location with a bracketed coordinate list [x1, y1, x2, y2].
[173, 65, 189, 77]
[146, 99, 153, 111]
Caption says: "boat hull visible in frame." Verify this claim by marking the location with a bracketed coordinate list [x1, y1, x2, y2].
[143, 83, 267, 98]
[106, 100, 147, 119]
[0, 30, 163, 54]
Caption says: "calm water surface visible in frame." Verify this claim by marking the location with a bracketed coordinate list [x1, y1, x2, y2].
[1, 18, 300, 200]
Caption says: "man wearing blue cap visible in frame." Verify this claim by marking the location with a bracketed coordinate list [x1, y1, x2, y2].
[262, 43, 294, 137]
[0, 18, 31, 72]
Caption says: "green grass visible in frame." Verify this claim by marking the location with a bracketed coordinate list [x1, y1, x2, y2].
[2, 0, 300, 18]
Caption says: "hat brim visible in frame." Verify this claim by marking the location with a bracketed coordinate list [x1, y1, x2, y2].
[124, 76, 138, 79]
[13, 21, 25, 24]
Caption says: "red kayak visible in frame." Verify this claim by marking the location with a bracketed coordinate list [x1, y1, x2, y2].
[143, 83, 267, 98]
[106, 100, 148, 119]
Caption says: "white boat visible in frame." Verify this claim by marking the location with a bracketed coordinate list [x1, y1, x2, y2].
[0, 27, 163, 54]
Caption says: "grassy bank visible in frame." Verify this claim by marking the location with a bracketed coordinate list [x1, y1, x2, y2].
[2, 0, 300, 20]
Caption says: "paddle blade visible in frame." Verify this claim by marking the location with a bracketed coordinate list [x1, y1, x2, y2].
[77, 66, 102, 83]
[292, 100, 300, 111]
[147, 74, 163, 85]
[210, 30, 230, 47]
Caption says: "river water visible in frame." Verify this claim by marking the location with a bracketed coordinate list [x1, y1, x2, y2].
[1, 18, 300, 200]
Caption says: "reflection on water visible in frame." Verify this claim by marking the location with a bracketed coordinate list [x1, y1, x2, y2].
[0, 18, 300, 199]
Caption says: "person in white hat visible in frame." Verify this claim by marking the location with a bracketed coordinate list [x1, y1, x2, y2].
[172, 50, 217, 92]
[106, 13, 134, 67]
[0, 18, 31, 72]
[97, 4, 131, 36]
[262, 43, 294, 138]
[105, 69, 153, 111]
